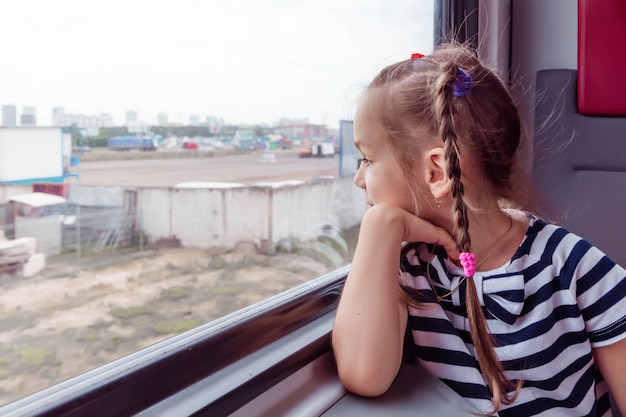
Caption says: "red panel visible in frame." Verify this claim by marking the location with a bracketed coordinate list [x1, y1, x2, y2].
[32, 183, 69, 198]
[578, 0, 626, 115]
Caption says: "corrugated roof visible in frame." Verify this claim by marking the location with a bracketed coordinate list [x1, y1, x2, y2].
[9, 192, 67, 207]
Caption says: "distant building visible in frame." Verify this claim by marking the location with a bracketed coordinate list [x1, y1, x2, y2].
[189, 115, 200, 126]
[99, 113, 114, 127]
[127, 122, 147, 134]
[206, 116, 221, 134]
[274, 121, 329, 139]
[2, 105, 17, 127]
[278, 117, 309, 125]
[220, 125, 237, 137]
[52, 107, 65, 126]
[125, 110, 146, 133]
[21, 106, 37, 126]
[52, 107, 114, 127]
[157, 112, 168, 126]
[126, 110, 138, 124]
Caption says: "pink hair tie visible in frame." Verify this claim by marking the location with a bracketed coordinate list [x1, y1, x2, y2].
[459, 252, 476, 277]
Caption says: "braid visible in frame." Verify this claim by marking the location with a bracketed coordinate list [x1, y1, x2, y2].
[434, 65, 521, 413]
[434, 64, 470, 252]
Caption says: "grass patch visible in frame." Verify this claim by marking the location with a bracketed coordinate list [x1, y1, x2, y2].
[19, 347, 53, 367]
[211, 285, 241, 296]
[161, 286, 193, 301]
[208, 256, 227, 269]
[77, 328, 100, 342]
[0, 357, 8, 378]
[154, 318, 203, 334]
[110, 306, 149, 319]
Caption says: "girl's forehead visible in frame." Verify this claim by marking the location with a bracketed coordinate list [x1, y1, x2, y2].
[357, 89, 383, 116]
[353, 89, 394, 150]
[354, 95, 381, 130]
[354, 118, 386, 151]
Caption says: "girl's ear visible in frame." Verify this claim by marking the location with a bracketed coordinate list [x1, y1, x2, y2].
[422, 146, 452, 199]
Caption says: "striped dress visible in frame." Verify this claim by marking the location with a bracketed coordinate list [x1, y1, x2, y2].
[400, 213, 626, 416]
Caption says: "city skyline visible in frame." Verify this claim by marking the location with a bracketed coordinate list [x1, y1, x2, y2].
[0, 0, 434, 128]
[1, 103, 321, 129]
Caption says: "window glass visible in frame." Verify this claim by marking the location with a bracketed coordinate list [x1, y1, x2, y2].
[0, 0, 433, 405]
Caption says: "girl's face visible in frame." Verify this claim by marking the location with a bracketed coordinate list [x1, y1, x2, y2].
[353, 112, 416, 213]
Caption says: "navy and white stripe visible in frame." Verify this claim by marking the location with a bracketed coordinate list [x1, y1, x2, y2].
[400, 212, 626, 416]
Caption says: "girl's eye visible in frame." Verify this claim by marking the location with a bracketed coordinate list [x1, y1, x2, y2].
[359, 157, 371, 166]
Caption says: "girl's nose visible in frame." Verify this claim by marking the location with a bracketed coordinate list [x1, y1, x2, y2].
[353, 164, 365, 189]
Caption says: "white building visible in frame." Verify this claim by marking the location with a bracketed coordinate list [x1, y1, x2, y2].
[0, 127, 69, 185]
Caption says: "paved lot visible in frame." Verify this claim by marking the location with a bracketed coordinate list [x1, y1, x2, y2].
[75, 150, 341, 187]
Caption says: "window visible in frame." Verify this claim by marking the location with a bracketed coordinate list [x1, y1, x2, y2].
[0, 0, 433, 405]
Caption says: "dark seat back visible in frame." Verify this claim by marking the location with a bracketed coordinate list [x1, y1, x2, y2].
[532, 69, 626, 268]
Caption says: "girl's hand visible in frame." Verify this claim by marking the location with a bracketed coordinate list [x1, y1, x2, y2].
[367, 204, 459, 260]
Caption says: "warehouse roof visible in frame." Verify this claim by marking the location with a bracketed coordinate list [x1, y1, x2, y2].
[9, 192, 67, 207]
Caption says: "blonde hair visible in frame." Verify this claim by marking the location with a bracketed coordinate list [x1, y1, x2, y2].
[365, 42, 531, 412]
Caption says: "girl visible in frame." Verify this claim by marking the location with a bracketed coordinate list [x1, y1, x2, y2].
[331, 43, 626, 416]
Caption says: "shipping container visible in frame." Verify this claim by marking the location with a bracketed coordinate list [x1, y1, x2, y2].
[107, 136, 156, 151]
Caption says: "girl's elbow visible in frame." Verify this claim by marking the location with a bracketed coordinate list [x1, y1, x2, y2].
[336, 362, 396, 397]
[341, 378, 391, 398]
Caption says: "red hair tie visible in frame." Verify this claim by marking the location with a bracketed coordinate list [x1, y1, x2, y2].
[410, 52, 424, 59]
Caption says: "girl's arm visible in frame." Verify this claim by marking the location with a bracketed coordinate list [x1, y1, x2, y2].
[332, 204, 457, 397]
[593, 339, 626, 414]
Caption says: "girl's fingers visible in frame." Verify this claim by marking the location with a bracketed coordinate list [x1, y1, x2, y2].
[435, 230, 459, 260]
[405, 215, 459, 259]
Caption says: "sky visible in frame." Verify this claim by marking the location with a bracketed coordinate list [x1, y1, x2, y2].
[0, 0, 434, 128]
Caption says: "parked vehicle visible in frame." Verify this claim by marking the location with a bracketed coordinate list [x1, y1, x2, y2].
[71, 146, 92, 153]
[299, 142, 334, 158]
[107, 136, 156, 151]
[182, 141, 198, 150]
[298, 148, 312, 158]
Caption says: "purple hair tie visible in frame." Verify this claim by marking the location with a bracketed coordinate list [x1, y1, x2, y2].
[453, 68, 473, 97]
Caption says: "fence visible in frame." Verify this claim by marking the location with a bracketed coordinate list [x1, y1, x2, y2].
[0, 176, 367, 271]
[137, 176, 366, 253]
[63, 206, 139, 256]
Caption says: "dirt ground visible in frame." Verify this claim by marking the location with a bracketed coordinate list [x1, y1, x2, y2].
[0, 228, 359, 407]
